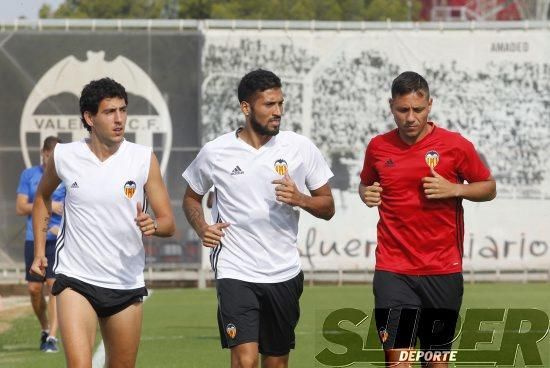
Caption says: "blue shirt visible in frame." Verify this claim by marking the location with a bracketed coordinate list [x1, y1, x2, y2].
[17, 166, 66, 241]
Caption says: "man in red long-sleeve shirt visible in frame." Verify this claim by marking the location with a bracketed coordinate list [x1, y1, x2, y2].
[359, 71, 496, 367]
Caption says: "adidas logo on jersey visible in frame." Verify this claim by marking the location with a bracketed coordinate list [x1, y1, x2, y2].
[384, 159, 395, 168]
[70, 182, 79, 188]
[230, 166, 244, 175]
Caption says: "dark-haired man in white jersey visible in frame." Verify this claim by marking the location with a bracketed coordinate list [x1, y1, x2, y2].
[183, 69, 335, 368]
[31, 77, 175, 367]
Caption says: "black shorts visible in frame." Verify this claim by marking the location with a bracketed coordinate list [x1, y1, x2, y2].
[25, 240, 56, 282]
[373, 270, 463, 352]
[51, 274, 148, 318]
[216, 271, 304, 356]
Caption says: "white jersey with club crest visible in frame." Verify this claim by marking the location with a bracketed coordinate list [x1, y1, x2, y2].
[183, 130, 333, 283]
[53, 139, 151, 289]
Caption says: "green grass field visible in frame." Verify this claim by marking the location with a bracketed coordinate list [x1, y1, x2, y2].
[1, 283, 550, 367]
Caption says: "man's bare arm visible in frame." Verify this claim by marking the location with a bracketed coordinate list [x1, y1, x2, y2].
[31, 152, 61, 276]
[182, 186, 229, 248]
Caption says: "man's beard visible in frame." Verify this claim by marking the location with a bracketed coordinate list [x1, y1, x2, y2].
[250, 113, 280, 137]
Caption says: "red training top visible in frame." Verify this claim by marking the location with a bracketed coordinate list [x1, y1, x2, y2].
[360, 123, 491, 275]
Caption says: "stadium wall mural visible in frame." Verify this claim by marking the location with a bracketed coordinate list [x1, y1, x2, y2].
[201, 28, 550, 271]
[0, 31, 203, 265]
[1, 28, 549, 273]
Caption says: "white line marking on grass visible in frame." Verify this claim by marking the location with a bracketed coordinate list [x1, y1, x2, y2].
[138, 330, 317, 343]
[92, 290, 152, 368]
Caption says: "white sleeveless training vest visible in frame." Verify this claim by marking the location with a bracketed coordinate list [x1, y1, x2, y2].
[53, 139, 151, 289]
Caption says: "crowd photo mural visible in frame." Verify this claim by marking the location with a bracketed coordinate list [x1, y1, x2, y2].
[2, 26, 549, 275]
[201, 28, 550, 272]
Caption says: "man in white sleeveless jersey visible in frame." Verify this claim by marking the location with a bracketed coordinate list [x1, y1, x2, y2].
[31, 78, 175, 368]
[183, 69, 335, 368]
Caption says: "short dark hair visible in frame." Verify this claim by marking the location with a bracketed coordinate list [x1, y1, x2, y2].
[80, 78, 128, 132]
[391, 71, 430, 99]
[237, 69, 282, 103]
[42, 136, 62, 151]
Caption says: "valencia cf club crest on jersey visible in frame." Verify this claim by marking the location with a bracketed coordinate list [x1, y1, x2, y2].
[124, 180, 137, 199]
[274, 159, 288, 175]
[425, 150, 440, 169]
[226, 323, 237, 339]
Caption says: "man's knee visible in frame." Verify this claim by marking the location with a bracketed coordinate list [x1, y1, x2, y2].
[231, 343, 259, 368]
[261, 354, 289, 368]
[65, 353, 93, 368]
[27, 282, 43, 296]
[105, 354, 137, 368]
[232, 355, 258, 368]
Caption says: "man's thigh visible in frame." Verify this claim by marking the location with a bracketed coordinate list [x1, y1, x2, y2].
[56, 288, 98, 364]
[373, 270, 422, 350]
[417, 273, 463, 352]
[99, 302, 143, 367]
[258, 271, 304, 357]
[217, 278, 261, 349]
